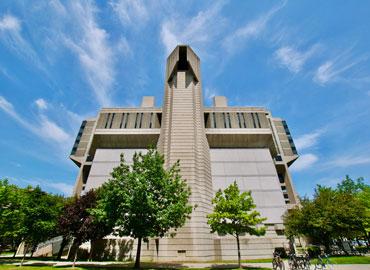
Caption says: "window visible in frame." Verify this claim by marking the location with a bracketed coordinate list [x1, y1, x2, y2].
[109, 113, 115, 128]
[241, 113, 247, 128]
[278, 173, 284, 184]
[138, 113, 143, 128]
[223, 113, 227, 128]
[237, 113, 242, 128]
[255, 113, 261, 128]
[124, 113, 129, 128]
[212, 112, 216, 128]
[134, 113, 139, 128]
[149, 112, 153, 128]
[104, 113, 111, 128]
[227, 112, 231, 128]
[251, 113, 257, 128]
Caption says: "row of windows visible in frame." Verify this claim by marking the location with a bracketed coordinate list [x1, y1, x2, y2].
[99, 112, 160, 129]
[282, 120, 298, 155]
[71, 120, 87, 155]
[207, 112, 267, 129]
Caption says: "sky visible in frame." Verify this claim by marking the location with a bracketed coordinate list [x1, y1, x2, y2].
[0, 0, 369, 197]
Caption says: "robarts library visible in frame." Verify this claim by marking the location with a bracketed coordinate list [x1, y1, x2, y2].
[70, 45, 299, 261]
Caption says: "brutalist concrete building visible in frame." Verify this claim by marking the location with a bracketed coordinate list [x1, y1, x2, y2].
[70, 45, 299, 261]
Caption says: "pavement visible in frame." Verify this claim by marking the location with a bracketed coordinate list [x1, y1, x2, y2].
[10, 260, 370, 270]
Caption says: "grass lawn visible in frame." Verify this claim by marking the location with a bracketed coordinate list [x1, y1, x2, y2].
[311, 255, 370, 264]
[0, 266, 271, 270]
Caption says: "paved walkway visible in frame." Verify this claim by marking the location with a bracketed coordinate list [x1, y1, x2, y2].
[13, 260, 370, 269]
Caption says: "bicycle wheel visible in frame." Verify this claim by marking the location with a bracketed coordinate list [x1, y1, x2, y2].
[278, 261, 285, 270]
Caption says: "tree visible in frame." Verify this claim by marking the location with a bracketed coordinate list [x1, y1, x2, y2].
[284, 176, 369, 252]
[92, 148, 193, 268]
[0, 179, 25, 255]
[57, 189, 112, 261]
[21, 186, 65, 257]
[207, 182, 266, 268]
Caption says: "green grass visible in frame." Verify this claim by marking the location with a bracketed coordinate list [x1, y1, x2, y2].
[0, 266, 270, 270]
[311, 255, 370, 264]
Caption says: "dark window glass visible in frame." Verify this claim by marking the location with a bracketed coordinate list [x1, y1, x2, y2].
[104, 113, 111, 128]
[120, 113, 125, 129]
[241, 113, 247, 128]
[149, 112, 153, 128]
[134, 113, 139, 128]
[251, 113, 257, 128]
[227, 112, 231, 128]
[223, 113, 227, 128]
[278, 173, 284, 183]
[237, 113, 242, 128]
[255, 113, 261, 128]
[124, 113, 129, 128]
[213, 112, 216, 128]
[109, 113, 115, 128]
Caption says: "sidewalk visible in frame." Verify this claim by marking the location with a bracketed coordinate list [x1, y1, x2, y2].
[15, 260, 370, 270]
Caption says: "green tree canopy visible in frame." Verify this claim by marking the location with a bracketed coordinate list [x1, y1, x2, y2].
[284, 176, 369, 252]
[21, 186, 65, 255]
[92, 148, 193, 268]
[207, 181, 266, 268]
[0, 179, 25, 254]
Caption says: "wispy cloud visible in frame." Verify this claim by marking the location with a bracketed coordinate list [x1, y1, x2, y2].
[110, 0, 148, 27]
[62, 1, 116, 107]
[294, 129, 324, 151]
[160, 1, 227, 55]
[313, 48, 369, 85]
[323, 155, 370, 169]
[291, 153, 318, 172]
[222, 1, 286, 54]
[0, 14, 42, 68]
[0, 96, 71, 144]
[275, 44, 319, 73]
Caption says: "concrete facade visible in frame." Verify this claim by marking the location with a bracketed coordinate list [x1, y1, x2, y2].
[70, 45, 299, 261]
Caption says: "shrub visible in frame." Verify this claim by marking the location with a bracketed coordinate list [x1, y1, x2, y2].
[307, 246, 321, 257]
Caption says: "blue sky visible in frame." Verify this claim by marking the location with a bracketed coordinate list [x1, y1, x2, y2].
[0, 0, 369, 197]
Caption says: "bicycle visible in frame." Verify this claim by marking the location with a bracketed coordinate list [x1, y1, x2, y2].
[272, 251, 285, 270]
[288, 252, 310, 270]
[314, 253, 333, 270]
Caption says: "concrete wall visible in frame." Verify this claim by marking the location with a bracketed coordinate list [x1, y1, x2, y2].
[84, 149, 147, 192]
[210, 148, 287, 224]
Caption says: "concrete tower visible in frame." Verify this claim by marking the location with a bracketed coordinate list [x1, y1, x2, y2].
[70, 45, 299, 261]
[157, 46, 214, 260]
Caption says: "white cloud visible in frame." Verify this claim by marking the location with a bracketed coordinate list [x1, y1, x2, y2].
[275, 45, 319, 73]
[222, 1, 286, 54]
[63, 1, 116, 107]
[290, 153, 318, 172]
[110, 0, 148, 26]
[313, 49, 369, 85]
[0, 96, 71, 144]
[324, 155, 370, 169]
[0, 14, 43, 70]
[0, 14, 21, 31]
[34, 98, 48, 110]
[294, 130, 323, 151]
[160, 1, 226, 55]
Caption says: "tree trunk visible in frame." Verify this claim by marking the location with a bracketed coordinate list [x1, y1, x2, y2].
[236, 234, 241, 269]
[20, 245, 27, 266]
[13, 249, 17, 258]
[134, 237, 142, 269]
[57, 236, 68, 260]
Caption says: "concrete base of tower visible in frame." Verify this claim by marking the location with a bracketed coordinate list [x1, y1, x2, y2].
[73, 229, 289, 262]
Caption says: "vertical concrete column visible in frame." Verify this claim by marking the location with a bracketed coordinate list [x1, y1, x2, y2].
[157, 46, 214, 261]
